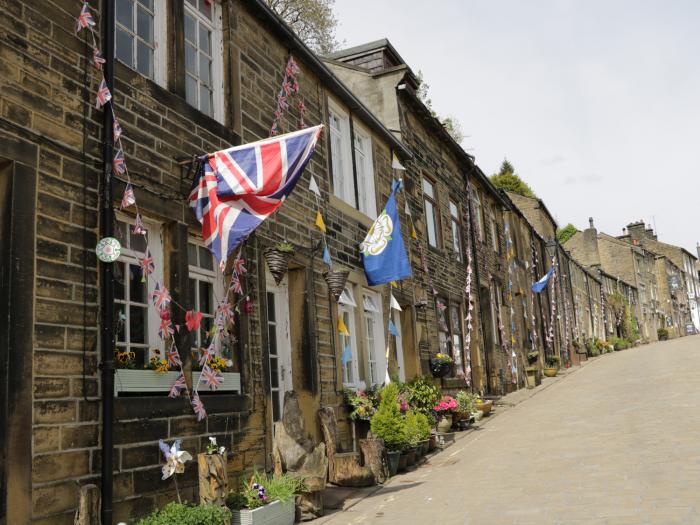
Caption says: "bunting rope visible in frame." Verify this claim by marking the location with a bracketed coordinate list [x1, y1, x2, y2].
[503, 219, 517, 384]
[529, 240, 539, 355]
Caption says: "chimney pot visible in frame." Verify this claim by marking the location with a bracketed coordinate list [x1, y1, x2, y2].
[589, 217, 594, 228]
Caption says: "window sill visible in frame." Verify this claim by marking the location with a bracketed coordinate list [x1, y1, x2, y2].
[329, 195, 374, 229]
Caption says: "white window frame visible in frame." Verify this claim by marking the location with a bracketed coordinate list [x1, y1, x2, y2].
[184, 0, 224, 122]
[473, 190, 484, 241]
[115, 0, 167, 87]
[362, 291, 386, 386]
[187, 238, 225, 352]
[328, 99, 355, 207]
[449, 200, 462, 261]
[339, 287, 359, 387]
[423, 177, 439, 248]
[114, 213, 164, 364]
[353, 123, 377, 218]
[391, 310, 406, 382]
[266, 274, 293, 422]
[490, 212, 499, 252]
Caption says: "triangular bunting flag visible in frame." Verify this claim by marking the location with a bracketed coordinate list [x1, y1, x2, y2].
[315, 210, 326, 233]
[411, 224, 417, 239]
[388, 319, 400, 337]
[309, 174, 320, 197]
[390, 293, 402, 311]
[341, 345, 352, 365]
[391, 153, 406, 171]
[322, 245, 332, 266]
[338, 316, 350, 336]
[185, 310, 203, 332]
[404, 202, 412, 216]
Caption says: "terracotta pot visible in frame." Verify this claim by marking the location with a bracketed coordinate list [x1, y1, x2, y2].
[264, 247, 293, 285]
[323, 270, 349, 302]
[543, 367, 558, 377]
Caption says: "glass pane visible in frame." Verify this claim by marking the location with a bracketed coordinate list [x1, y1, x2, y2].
[200, 85, 212, 115]
[185, 42, 197, 74]
[136, 41, 153, 77]
[272, 395, 281, 422]
[270, 358, 279, 388]
[268, 324, 278, 356]
[137, 7, 153, 42]
[129, 227, 147, 253]
[450, 201, 458, 218]
[188, 243, 198, 266]
[184, 13, 196, 44]
[199, 24, 211, 55]
[116, 28, 133, 67]
[199, 54, 210, 85]
[140, 0, 154, 10]
[130, 305, 145, 343]
[114, 262, 125, 300]
[200, 317, 212, 348]
[425, 200, 437, 247]
[422, 178, 434, 198]
[116, 305, 126, 342]
[114, 221, 127, 246]
[186, 75, 197, 106]
[267, 293, 276, 322]
[188, 278, 196, 309]
[199, 281, 212, 313]
[199, 0, 212, 19]
[116, 0, 133, 30]
[129, 264, 146, 303]
[451, 306, 462, 334]
[199, 246, 214, 270]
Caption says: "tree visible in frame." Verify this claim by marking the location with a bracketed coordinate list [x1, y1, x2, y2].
[268, 0, 339, 54]
[557, 223, 577, 244]
[415, 70, 464, 144]
[489, 159, 536, 198]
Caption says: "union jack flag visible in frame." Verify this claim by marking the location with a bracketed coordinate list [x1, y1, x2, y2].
[191, 391, 207, 421]
[189, 125, 322, 264]
[152, 282, 171, 310]
[120, 184, 135, 209]
[76, 3, 95, 33]
[159, 318, 174, 339]
[218, 302, 234, 324]
[167, 344, 182, 368]
[201, 365, 223, 391]
[168, 372, 187, 399]
[95, 78, 111, 109]
[141, 247, 154, 277]
[113, 118, 123, 142]
[198, 347, 212, 368]
[112, 148, 126, 174]
[233, 254, 247, 275]
[229, 275, 242, 294]
[133, 213, 146, 235]
[92, 47, 106, 70]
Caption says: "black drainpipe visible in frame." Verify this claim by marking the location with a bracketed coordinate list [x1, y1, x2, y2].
[100, 1, 115, 523]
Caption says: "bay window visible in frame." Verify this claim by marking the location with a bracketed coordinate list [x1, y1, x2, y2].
[339, 287, 359, 387]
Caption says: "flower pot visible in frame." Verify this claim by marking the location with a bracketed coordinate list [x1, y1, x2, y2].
[231, 499, 295, 525]
[404, 447, 417, 466]
[475, 400, 493, 417]
[458, 419, 472, 431]
[414, 442, 424, 459]
[430, 360, 453, 378]
[437, 432, 456, 447]
[428, 435, 438, 451]
[264, 247, 294, 285]
[323, 270, 349, 302]
[543, 367, 558, 377]
[397, 453, 408, 472]
[436, 414, 453, 433]
[386, 450, 400, 476]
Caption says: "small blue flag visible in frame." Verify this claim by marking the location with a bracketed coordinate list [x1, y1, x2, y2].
[341, 345, 352, 365]
[322, 245, 332, 266]
[360, 180, 412, 286]
[532, 266, 555, 293]
[388, 319, 400, 337]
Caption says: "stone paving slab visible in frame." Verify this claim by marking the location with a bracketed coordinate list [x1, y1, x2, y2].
[311, 336, 700, 524]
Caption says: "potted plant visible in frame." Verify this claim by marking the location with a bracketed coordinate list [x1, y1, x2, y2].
[403, 410, 421, 464]
[433, 395, 457, 432]
[370, 383, 406, 476]
[344, 387, 378, 422]
[227, 470, 304, 525]
[136, 502, 231, 525]
[323, 267, 350, 302]
[454, 391, 477, 429]
[543, 356, 559, 377]
[415, 412, 431, 455]
[657, 328, 669, 341]
[429, 353, 454, 378]
[264, 242, 295, 285]
[527, 351, 539, 365]
[475, 396, 493, 417]
[405, 377, 441, 419]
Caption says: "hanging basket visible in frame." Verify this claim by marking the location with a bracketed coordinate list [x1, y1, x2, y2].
[264, 247, 294, 285]
[323, 270, 349, 302]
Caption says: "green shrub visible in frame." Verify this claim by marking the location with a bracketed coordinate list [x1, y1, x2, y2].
[404, 377, 441, 418]
[227, 470, 305, 510]
[403, 410, 421, 447]
[136, 502, 231, 525]
[455, 390, 477, 414]
[370, 383, 406, 451]
[415, 411, 431, 440]
[657, 328, 669, 340]
[608, 336, 630, 350]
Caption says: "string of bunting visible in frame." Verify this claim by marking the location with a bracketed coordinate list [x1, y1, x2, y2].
[462, 178, 476, 386]
[503, 220, 517, 384]
[529, 240, 539, 354]
[270, 56, 306, 136]
[76, 2, 249, 422]
[545, 257, 557, 352]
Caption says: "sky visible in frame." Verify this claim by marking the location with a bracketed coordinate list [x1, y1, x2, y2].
[333, 0, 700, 254]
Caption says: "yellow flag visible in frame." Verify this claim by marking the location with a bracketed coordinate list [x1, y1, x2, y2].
[390, 281, 397, 288]
[411, 224, 417, 239]
[338, 316, 350, 336]
[315, 210, 326, 233]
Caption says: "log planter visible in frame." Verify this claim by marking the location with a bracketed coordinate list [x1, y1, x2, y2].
[264, 247, 294, 285]
[323, 270, 349, 302]
[197, 452, 228, 506]
[359, 438, 389, 484]
[231, 499, 295, 525]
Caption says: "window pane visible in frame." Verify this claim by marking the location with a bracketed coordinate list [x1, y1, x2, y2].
[116, 28, 133, 66]
[129, 227, 147, 253]
[129, 265, 146, 303]
[199, 24, 211, 55]
[200, 84, 212, 115]
[188, 243, 198, 266]
[140, 0, 154, 10]
[188, 278, 196, 309]
[422, 179, 434, 198]
[199, 0, 212, 19]
[200, 317, 212, 348]
[186, 75, 197, 106]
[198, 246, 214, 270]
[137, 7, 153, 42]
[199, 281, 212, 313]
[116, 305, 126, 342]
[269, 358, 279, 388]
[114, 262, 125, 300]
[130, 305, 146, 343]
[136, 41, 152, 77]
[267, 293, 276, 322]
[185, 13, 196, 44]
[185, 42, 197, 74]
[425, 200, 437, 247]
[268, 325, 277, 357]
[450, 201, 458, 218]
[116, 0, 133, 30]
[272, 395, 281, 422]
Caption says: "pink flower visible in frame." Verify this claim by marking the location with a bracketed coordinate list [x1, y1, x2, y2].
[433, 395, 457, 412]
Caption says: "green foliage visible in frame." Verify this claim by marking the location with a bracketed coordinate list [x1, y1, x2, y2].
[608, 336, 631, 351]
[415, 411, 432, 440]
[227, 470, 305, 510]
[557, 224, 577, 244]
[136, 503, 231, 525]
[415, 71, 464, 143]
[545, 355, 560, 368]
[370, 383, 407, 451]
[404, 377, 441, 418]
[489, 160, 536, 198]
[455, 390, 478, 414]
[267, 0, 339, 54]
[403, 410, 421, 447]
[344, 387, 380, 420]
[658, 328, 669, 340]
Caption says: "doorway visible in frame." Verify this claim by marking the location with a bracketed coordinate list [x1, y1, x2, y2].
[266, 278, 293, 422]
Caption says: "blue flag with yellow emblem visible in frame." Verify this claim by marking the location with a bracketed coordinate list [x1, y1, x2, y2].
[361, 180, 412, 286]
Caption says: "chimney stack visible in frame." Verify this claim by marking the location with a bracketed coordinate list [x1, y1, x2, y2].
[589, 217, 594, 228]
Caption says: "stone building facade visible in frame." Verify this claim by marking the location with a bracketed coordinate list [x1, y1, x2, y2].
[0, 1, 412, 523]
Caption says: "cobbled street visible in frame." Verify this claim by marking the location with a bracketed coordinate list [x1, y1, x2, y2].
[319, 336, 700, 525]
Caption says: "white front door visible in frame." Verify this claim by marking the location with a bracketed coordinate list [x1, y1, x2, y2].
[266, 278, 292, 422]
[392, 310, 406, 382]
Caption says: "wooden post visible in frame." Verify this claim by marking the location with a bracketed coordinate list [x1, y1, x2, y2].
[360, 438, 389, 484]
[74, 484, 100, 525]
[198, 453, 228, 506]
